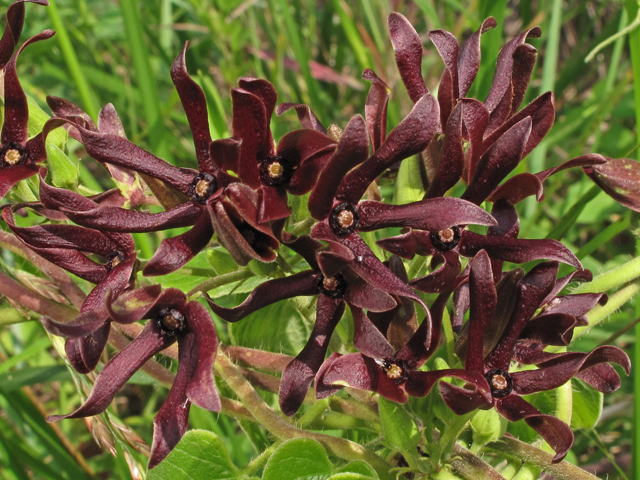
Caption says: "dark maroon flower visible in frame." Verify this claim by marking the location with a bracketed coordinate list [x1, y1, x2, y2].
[442, 251, 630, 462]
[47, 286, 220, 469]
[230, 78, 337, 222]
[0, 24, 58, 200]
[379, 200, 582, 292]
[2, 184, 137, 373]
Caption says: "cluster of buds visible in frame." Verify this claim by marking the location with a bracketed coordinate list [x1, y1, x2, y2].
[0, 2, 634, 469]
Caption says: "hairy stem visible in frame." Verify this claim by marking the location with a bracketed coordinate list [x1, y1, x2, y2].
[450, 444, 507, 480]
[188, 269, 254, 296]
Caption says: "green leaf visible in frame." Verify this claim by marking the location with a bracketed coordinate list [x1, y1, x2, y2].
[328, 474, 375, 480]
[0, 366, 70, 392]
[335, 460, 378, 479]
[378, 397, 420, 453]
[470, 408, 507, 448]
[571, 380, 603, 430]
[394, 155, 424, 205]
[247, 259, 278, 277]
[46, 144, 78, 190]
[147, 430, 241, 480]
[262, 438, 332, 480]
[206, 247, 240, 275]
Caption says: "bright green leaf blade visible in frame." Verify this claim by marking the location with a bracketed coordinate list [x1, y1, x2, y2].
[571, 380, 603, 430]
[378, 397, 420, 453]
[262, 438, 332, 480]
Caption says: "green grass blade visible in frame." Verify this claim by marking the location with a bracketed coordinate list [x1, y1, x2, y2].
[545, 185, 600, 241]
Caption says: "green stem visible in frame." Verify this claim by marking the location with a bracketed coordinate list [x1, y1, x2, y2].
[486, 437, 601, 480]
[242, 441, 280, 477]
[214, 350, 393, 480]
[574, 283, 640, 338]
[188, 269, 254, 296]
[573, 256, 640, 294]
[585, 6, 640, 62]
[432, 412, 476, 466]
[450, 444, 507, 480]
[0, 308, 30, 325]
[511, 463, 541, 480]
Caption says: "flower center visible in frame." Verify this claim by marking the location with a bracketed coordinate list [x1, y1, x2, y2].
[317, 273, 347, 298]
[430, 225, 461, 251]
[106, 250, 126, 271]
[189, 173, 217, 203]
[329, 203, 359, 237]
[377, 358, 410, 385]
[484, 369, 513, 398]
[157, 308, 186, 336]
[260, 155, 293, 187]
[0, 143, 26, 169]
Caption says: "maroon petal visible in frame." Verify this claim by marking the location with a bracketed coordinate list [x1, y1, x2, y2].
[46, 96, 95, 142]
[362, 69, 390, 151]
[344, 273, 397, 312]
[257, 185, 291, 223]
[38, 173, 99, 212]
[171, 42, 215, 174]
[231, 87, 267, 188]
[106, 285, 163, 324]
[488, 173, 544, 204]
[438, 68, 454, 128]
[409, 251, 461, 294]
[388, 13, 427, 103]
[286, 148, 334, 195]
[406, 369, 491, 405]
[336, 94, 439, 205]
[538, 153, 607, 183]
[541, 292, 607, 319]
[321, 352, 407, 403]
[206, 270, 319, 322]
[357, 197, 496, 231]
[425, 102, 463, 198]
[74, 322, 111, 373]
[518, 313, 576, 346]
[48, 321, 174, 422]
[583, 157, 640, 211]
[143, 214, 214, 276]
[2, 29, 54, 145]
[315, 352, 344, 399]
[0, 164, 38, 199]
[182, 301, 220, 412]
[65, 337, 91, 374]
[457, 17, 497, 97]
[465, 251, 496, 372]
[0, 1, 37, 69]
[496, 395, 572, 463]
[276, 102, 327, 133]
[238, 77, 277, 129]
[308, 115, 369, 220]
[279, 296, 345, 416]
[485, 262, 559, 371]
[376, 229, 438, 259]
[429, 29, 459, 99]
[351, 306, 394, 359]
[510, 43, 538, 115]
[438, 381, 493, 415]
[61, 202, 204, 233]
[461, 99, 490, 182]
[576, 364, 625, 394]
[462, 116, 532, 205]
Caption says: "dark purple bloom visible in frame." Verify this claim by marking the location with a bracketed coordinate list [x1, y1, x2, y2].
[48, 286, 220, 469]
[442, 251, 630, 462]
[2, 182, 137, 373]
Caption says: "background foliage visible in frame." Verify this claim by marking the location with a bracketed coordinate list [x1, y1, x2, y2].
[0, 0, 638, 478]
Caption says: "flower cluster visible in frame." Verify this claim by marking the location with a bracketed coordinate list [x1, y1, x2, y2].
[0, 2, 633, 470]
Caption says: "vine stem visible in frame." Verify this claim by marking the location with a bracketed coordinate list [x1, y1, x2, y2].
[450, 444, 506, 480]
[214, 349, 394, 480]
[187, 269, 254, 296]
[485, 436, 601, 480]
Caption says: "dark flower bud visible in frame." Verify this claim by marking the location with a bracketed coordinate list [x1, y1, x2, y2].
[189, 172, 217, 203]
[316, 273, 347, 298]
[430, 225, 461, 251]
[329, 202, 359, 237]
[260, 154, 293, 187]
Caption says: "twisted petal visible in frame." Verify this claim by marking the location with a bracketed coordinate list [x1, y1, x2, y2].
[279, 296, 345, 416]
[462, 116, 532, 205]
[206, 270, 319, 323]
[430, 28, 459, 99]
[344, 272, 397, 312]
[362, 69, 390, 151]
[376, 229, 437, 259]
[462, 99, 490, 181]
[541, 292, 607, 322]
[336, 94, 439, 205]
[0, 1, 49, 69]
[276, 102, 326, 133]
[388, 13, 427, 103]
[258, 185, 290, 223]
[48, 321, 174, 422]
[409, 251, 461, 294]
[105, 285, 163, 324]
[357, 197, 496, 232]
[488, 173, 544, 204]
[425, 102, 463, 198]
[63, 323, 111, 374]
[438, 381, 493, 415]
[308, 115, 369, 220]
[0, 164, 37, 199]
[465, 251, 496, 372]
[351, 306, 394, 359]
[143, 214, 214, 276]
[231, 87, 268, 188]
[406, 369, 491, 407]
[518, 313, 576, 346]
[457, 17, 497, 97]
[279, 129, 336, 195]
[65, 337, 92, 374]
[38, 173, 99, 211]
[496, 395, 572, 463]
[538, 153, 608, 183]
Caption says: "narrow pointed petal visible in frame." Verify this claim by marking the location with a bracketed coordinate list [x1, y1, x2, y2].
[183, 301, 220, 412]
[38, 173, 99, 212]
[488, 172, 544, 205]
[97, 103, 126, 136]
[238, 77, 277, 128]
[210, 137, 241, 173]
[106, 285, 163, 324]
[362, 69, 390, 151]
[78, 322, 111, 372]
[46, 96, 95, 142]
[439, 381, 493, 414]
[336, 94, 439, 205]
[2, 29, 55, 144]
[279, 296, 345, 416]
[0, 1, 26, 69]
[276, 128, 336, 172]
[47, 321, 173, 422]
[541, 292, 607, 319]
[576, 364, 624, 394]
[231, 88, 267, 188]
[462, 99, 490, 182]
[377, 229, 438, 259]
[406, 369, 491, 404]
[425, 102, 463, 198]
[410, 252, 461, 294]
[357, 197, 496, 232]
[287, 148, 335, 195]
[510, 43, 538, 114]
[143, 214, 214, 276]
[171, 42, 214, 173]
[345, 274, 397, 312]
[62, 202, 204, 233]
[457, 17, 497, 96]
[276, 103, 327, 133]
[389, 13, 427, 103]
[308, 115, 369, 220]
[462, 117, 532, 205]
[430, 29, 459, 98]
[206, 270, 319, 322]
[538, 153, 607, 183]
[351, 306, 394, 359]
[315, 352, 344, 399]
[65, 337, 91, 374]
[465, 251, 496, 372]
[322, 352, 407, 403]
[518, 313, 576, 346]
[438, 68, 454, 127]
[496, 395, 573, 463]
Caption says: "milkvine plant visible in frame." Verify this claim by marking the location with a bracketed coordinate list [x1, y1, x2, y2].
[0, 1, 639, 479]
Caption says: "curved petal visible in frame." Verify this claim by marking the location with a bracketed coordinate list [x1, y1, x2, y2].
[538, 153, 608, 183]
[314, 352, 344, 399]
[496, 395, 572, 463]
[541, 292, 607, 319]
[457, 17, 497, 96]
[465, 251, 496, 372]
[376, 229, 438, 259]
[462, 99, 490, 181]
[106, 285, 163, 324]
[439, 381, 493, 415]
[48, 321, 174, 422]
[308, 115, 369, 220]
[65, 337, 91, 374]
[357, 197, 497, 231]
[143, 214, 214, 276]
[279, 296, 345, 416]
[286, 147, 335, 195]
[425, 102, 463, 198]
[409, 251, 461, 294]
[344, 273, 397, 312]
[406, 369, 491, 406]
[38, 173, 99, 211]
[0, 164, 37, 199]
[362, 69, 390, 151]
[488, 173, 544, 204]
[388, 13, 428, 103]
[276, 128, 336, 170]
[171, 42, 214, 173]
[0, 1, 32, 69]
[351, 306, 394, 359]
[276, 102, 327, 133]
[231, 87, 267, 188]
[583, 157, 640, 212]
[336, 94, 439, 205]
[206, 270, 319, 323]
[258, 185, 290, 223]
[430, 29, 459, 99]
[518, 313, 576, 346]
[75, 322, 111, 373]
